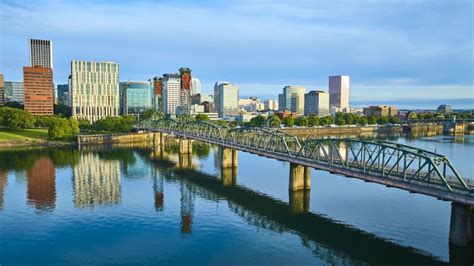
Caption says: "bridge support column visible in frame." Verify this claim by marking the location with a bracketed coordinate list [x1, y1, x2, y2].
[179, 153, 192, 169]
[220, 147, 238, 168]
[179, 139, 192, 154]
[449, 203, 474, 246]
[221, 167, 237, 186]
[289, 163, 310, 191]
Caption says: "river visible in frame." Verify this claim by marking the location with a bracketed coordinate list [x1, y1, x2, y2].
[0, 134, 473, 265]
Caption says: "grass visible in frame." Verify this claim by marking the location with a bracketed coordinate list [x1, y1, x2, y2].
[0, 128, 49, 142]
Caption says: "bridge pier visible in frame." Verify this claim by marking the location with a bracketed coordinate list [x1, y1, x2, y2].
[220, 147, 238, 168]
[179, 138, 193, 154]
[289, 163, 311, 191]
[221, 167, 237, 186]
[449, 203, 474, 246]
[289, 190, 310, 214]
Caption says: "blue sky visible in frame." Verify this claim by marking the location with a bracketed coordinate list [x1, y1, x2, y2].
[0, 0, 473, 106]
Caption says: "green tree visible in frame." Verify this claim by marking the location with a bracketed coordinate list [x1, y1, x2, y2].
[407, 111, 418, 120]
[48, 118, 71, 139]
[282, 116, 295, 127]
[35, 115, 57, 127]
[77, 118, 92, 131]
[320, 116, 334, 126]
[69, 117, 80, 135]
[141, 109, 163, 120]
[3, 101, 23, 110]
[336, 116, 346, 126]
[367, 116, 377, 125]
[388, 116, 400, 124]
[53, 104, 72, 118]
[294, 116, 308, 127]
[0, 107, 35, 129]
[195, 113, 209, 121]
[343, 113, 354, 125]
[249, 115, 266, 127]
[359, 116, 368, 126]
[308, 115, 320, 127]
[376, 116, 389, 124]
[267, 115, 281, 128]
[215, 120, 229, 127]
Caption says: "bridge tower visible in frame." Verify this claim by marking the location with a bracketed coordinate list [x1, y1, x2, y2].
[289, 163, 311, 213]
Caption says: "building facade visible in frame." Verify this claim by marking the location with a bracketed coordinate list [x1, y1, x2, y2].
[264, 99, 279, 111]
[191, 77, 201, 95]
[71, 61, 119, 122]
[278, 86, 306, 114]
[0, 74, 4, 106]
[214, 82, 239, 118]
[119, 82, 152, 115]
[437, 104, 453, 114]
[57, 84, 69, 105]
[304, 90, 329, 116]
[162, 73, 181, 115]
[329, 75, 349, 110]
[363, 106, 398, 117]
[3, 81, 24, 104]
[29, 39, 53, 69]
[23, 66, 54, 115]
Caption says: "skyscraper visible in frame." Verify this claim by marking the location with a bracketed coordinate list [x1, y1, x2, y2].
[162, 73, 181, 115]
[71, 60, 119, 122]
[191, 77, 201, 95]
[23, 66, 54, 115]
[0, 74, 4, 106]
[3, 81, 24, 104]
[29, 39, 53, 69]
[57, 84, 69, 105]
[214, 82, 239, 118]
[119, 82, 152, 115]
[304, 90, 329, 116]
[264, 99, 279, 111]
[329, 75, 349, 110]
[278, 86, 306, 114]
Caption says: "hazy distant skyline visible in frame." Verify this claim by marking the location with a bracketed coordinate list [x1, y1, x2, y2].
[1, 0, 473, 104]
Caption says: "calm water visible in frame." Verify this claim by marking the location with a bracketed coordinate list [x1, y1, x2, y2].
[0, 134, 473, 265]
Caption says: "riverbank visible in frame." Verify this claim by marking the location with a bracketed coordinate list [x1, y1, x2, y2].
[280, 125, 403, 138]
[0, 129, 73, 149]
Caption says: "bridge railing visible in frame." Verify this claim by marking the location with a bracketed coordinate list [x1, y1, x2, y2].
[141, 118, 472, 193]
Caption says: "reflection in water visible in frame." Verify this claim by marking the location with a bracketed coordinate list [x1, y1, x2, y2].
[27, 157, 56, 211]
[0, 170, 7, 210]
[153, 167, 164, 211]
[180, 181, 194, 234]
[73, 153, 121, 208]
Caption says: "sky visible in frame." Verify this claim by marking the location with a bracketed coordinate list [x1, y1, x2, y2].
[0, 0, 473, 108]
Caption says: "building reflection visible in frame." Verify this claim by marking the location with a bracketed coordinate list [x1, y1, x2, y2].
[0, 170, 7, 210]
[27, 157, 56, 211]
[73, 153, 121, 208]
[180, 181, 194, 234]
[153, 167, 164, 211]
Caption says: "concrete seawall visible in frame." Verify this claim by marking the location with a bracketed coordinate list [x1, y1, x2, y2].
[77, 132, 154, 145]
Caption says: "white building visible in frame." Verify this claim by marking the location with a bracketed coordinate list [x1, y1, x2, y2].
[239, 97, 265, 112]
[191, 77, 201, 95]
[264, 99, 279, 110]
[214, 82, 239, 118]
[329, 75, 349, 110]
[162, 73, 181, 115]
[304, 90, 329, 116]
[71, 60, 119, 122]
[29, 39, 53, 69]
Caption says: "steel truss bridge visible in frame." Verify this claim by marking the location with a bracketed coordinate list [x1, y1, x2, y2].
[141, 118, 473, 205]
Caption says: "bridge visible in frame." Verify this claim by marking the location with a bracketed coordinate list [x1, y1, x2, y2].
[140, 118, 474, 246]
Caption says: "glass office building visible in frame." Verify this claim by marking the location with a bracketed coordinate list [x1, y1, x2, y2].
[120, 82, 152, 115]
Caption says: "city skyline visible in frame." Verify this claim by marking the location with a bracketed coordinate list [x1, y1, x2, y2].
[0, 0, 472, 106]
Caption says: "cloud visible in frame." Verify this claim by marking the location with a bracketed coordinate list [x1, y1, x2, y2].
[0, 0, 472, 103]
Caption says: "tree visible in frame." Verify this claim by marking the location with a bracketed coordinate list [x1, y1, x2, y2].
[343, 113, 353, 125]
[54, 104, 72, 118]
[141, 109, 163, 120]
[0, 107, 35, 129]
[407, 111, 418, 120]
[249, 115, 266, 127]
[48, 118, 70, 139]
[267, 115, 281, 128]
[3, 101, 23, 110]
[35, 115, 57, 127]
[320, 116, 334, 126]
[195, 113, 209, 121]
[359, 117, 368, 126]
[215, 120, 229, 127]
[376, 116, 389, 124]
[282, 116, 295, 127]
[69, 117, 80, 135]
[307, 115, 320, 127]
[388, 116, 400, 124]
[367, 116, 377, 125]
[336, 116, 346, 126]
[77, 118, 92, 131]
[294, 116, 308, 127]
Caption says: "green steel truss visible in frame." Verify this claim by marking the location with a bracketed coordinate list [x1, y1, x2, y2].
[141, 118, 472, 193]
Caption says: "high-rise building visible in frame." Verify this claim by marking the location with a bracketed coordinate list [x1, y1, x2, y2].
[264, 99, 279, 111]
[29, 39, 53, 69]
[191, 77, 201, 95]
[329, 75, 349, 110]
[119, 82, 152, 115]
[3, 81, 24, 104]
[214, 82, 239, 118]
[23, 66, 54, 115]
[0, 74, 4, 106]
[162, 73, 181, 115]
[278, 86, 306, 114]
[304, 90, 329, 116]
[57, 84, 69, 105]
[71, 60, 119, 122]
